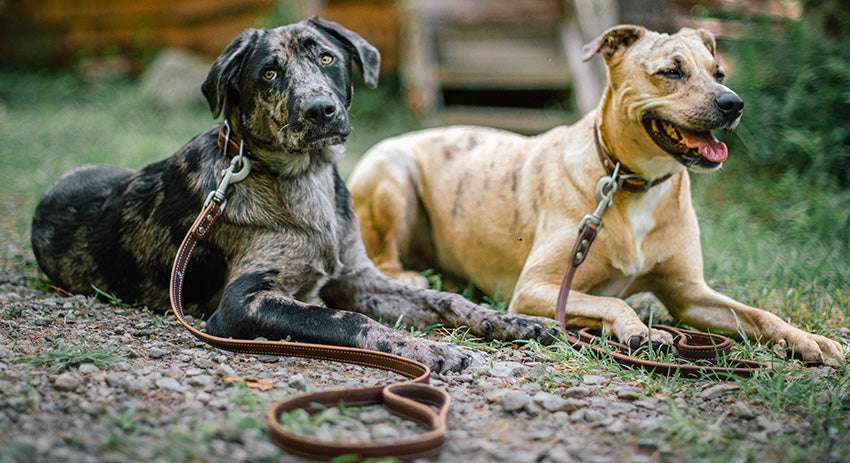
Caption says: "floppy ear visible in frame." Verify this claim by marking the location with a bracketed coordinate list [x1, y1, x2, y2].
[308, 16, 381, 88]
[695, 28, 716, 56]
[202, 28, 260, 118]
[582, 25, 645, 63]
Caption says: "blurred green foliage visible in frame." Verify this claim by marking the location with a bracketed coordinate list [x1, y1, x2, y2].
[723, 16, 850, 186]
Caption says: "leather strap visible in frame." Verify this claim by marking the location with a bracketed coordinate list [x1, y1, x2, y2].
[218, 124, 247, 159]
[555, 219, 769, 378]
[594, 124, 673, 193]
[170, 199, 450, 461]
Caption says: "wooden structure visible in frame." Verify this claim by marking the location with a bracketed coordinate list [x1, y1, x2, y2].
[0, 0, 273, 69]
[401, 0, 617, 133]
[2, 0, 754, 132]
[322, 0, 402, 72]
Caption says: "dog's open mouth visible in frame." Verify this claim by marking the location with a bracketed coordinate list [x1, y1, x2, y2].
[643, 118, 728, 168]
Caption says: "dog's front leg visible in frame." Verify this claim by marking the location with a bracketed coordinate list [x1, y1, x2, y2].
[655, 278, 846, 367]
[205, 270, 472, 372]
[651, 253, 846, 367]
[321, 265, 561, 345]
[510, 278, 674, 348]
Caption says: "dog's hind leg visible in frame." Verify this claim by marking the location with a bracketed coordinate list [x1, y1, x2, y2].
[349, 143, 433, 288]
[321, 264, 562, 345]
[31, 165, 133, 294]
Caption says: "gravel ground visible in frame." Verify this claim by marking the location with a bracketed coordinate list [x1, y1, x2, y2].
[1, 239, 848, 463]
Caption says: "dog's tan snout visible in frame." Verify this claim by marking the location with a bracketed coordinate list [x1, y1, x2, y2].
[714, 92, 744, 124]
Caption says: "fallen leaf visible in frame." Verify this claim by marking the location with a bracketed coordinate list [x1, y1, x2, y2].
[245, 378, 277, 391]
[221, 375, 276, 391]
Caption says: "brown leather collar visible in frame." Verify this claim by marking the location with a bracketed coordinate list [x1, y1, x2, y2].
[593, 124, 672, 193]
[217, 123, 250, 159]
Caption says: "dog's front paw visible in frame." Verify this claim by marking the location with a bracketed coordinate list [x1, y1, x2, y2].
[777, 329, 846, 368]
[397, 339, 472, 373]
[473, 312, 562, 345]
[624, 327, 675, 350]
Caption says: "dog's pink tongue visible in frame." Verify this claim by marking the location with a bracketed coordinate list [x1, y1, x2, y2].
[679, 129, 728, 162]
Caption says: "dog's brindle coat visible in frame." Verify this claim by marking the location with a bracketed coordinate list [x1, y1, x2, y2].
[31, 18, 559, 373]
[349, 25, 846, 366]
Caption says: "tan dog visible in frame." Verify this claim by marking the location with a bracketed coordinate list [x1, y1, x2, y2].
[348, 25, 845, 366]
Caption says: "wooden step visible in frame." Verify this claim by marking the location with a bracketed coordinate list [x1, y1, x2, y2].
[434, 105, 578, 134]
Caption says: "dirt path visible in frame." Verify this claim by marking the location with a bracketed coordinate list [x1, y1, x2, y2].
[1, 239, 848, 463]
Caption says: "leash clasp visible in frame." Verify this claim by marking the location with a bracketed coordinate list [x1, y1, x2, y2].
[204, 120, 252, 209]
[582, 162, 621, 231]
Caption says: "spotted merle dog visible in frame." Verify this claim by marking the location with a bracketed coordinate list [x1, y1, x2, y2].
[31, 17, 558, 372]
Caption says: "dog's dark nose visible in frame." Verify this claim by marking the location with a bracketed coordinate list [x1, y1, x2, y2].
[714, 92, 744, 120]
[303, 97, 338, 125]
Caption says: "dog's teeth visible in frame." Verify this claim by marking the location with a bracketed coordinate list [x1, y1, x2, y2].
[665, 123, 680, 140]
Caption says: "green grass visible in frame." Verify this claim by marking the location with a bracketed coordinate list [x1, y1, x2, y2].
[18, 339, 117, 372]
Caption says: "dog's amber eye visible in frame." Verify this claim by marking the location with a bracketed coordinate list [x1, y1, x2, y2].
[320, 54, 334, 65]
[263, 69, 277, 80]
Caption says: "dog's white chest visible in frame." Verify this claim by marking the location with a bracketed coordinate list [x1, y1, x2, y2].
[600, 182, 669, 296]
[628, 184, 668, 268]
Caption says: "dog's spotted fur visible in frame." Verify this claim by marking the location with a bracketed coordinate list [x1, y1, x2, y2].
[31, 18, 559, 373]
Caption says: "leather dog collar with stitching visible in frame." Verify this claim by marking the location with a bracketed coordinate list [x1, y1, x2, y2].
[217, 123, 249, 159]
[593, 124, 672, 193]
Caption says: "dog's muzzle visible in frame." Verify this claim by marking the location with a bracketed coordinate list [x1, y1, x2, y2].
[289, 95, 351, 150]
[642, 92, 743, 170]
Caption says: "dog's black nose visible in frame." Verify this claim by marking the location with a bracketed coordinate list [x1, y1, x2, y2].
[303, 97, 338, 125]
[714, 92, 744, 120]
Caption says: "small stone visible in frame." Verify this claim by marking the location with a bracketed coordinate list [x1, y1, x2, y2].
[699, 383, 740, 400]
[582, 375, 608, 386]
[156, 378, 181, 391]
[616, 388, 642, 401]
[188, 375, 214, 389]
[359, 408, 390, 424]
[730, 401, 756, 419]
[371, 423, 399, 440]
[489, 361, 526, 378]
[533, 391, 580, 413]
[500, 390, 532, 413]
[54, 372, 82, 391]
[561, 386, 592, 398]
[78, 363, 101, 376]
[606, 419, 627, 434]
[148, 347, 168, 359]
[216, 363, 236, 377]
[546, 445, 573, 463]
[485, 390, 504, 403]
[194, 357, 214, 369]
[288, 374, 309, 391]
[105, 373, 125, 388]
[125, 377, 153, 393]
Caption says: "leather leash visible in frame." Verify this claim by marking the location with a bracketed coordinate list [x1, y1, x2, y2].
[554, 126, 770, 378]
[168, 122, 451, 461]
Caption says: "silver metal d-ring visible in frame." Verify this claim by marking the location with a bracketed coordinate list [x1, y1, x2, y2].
[229, 141, 251, 183]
